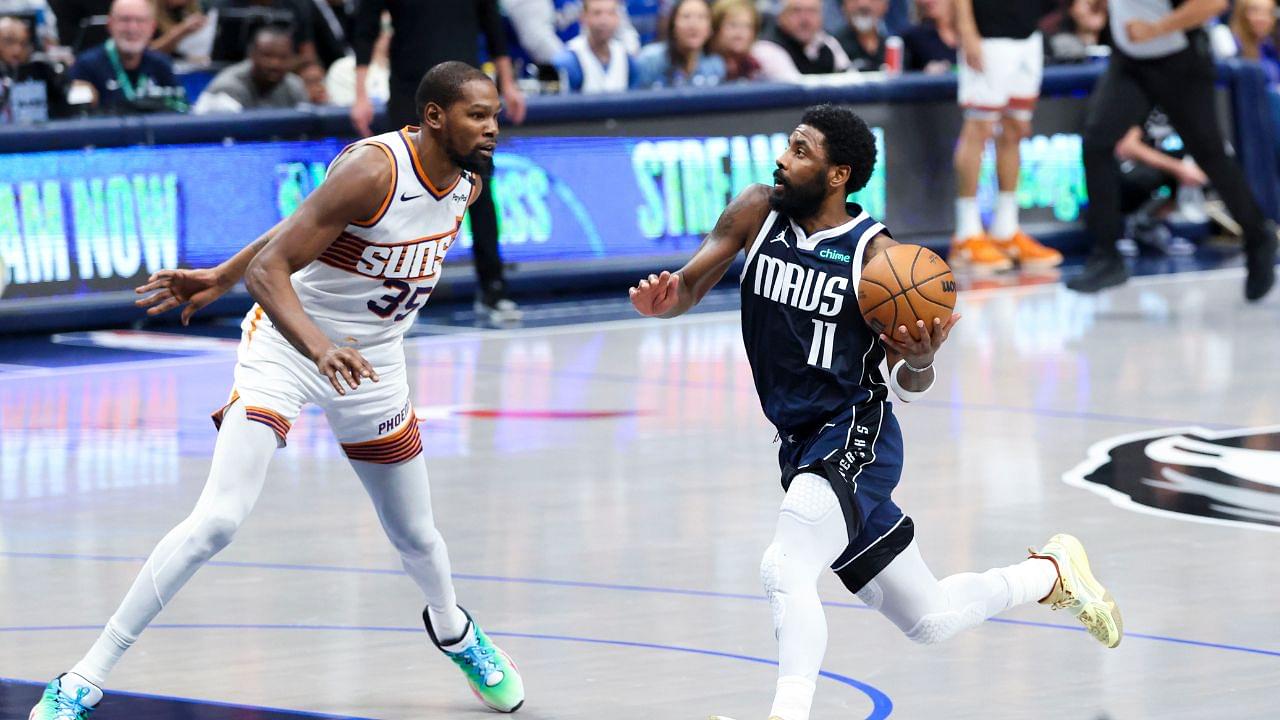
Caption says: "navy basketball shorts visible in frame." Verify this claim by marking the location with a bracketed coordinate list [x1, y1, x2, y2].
[779, 400, 915, 594]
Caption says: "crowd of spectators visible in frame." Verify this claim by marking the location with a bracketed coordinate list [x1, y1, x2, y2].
[0, 0, 1279, 122]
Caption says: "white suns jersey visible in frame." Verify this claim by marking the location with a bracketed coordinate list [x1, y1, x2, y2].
[289, 126, 477, 346]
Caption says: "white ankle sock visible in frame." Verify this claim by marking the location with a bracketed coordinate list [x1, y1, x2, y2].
[440, 620, 476, 653]
[769, 675, 816, 720]
[69, 621, 134, 689]
[955, 197, 983, 240]
[997, 557, 1059, 608]
[990, 192, 1020, 240]
[429, 605, 469, 646]
[58, 672, 103, 707]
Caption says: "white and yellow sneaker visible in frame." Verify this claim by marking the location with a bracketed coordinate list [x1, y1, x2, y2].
[1029, 533, 1123, 648]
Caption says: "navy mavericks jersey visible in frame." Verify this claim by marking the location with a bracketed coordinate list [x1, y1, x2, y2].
[740, 203, 889, 434]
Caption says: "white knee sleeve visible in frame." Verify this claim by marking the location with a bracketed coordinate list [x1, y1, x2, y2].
[780, 473, 840, 523]
[761, 543, 785, 631]
[904, 600, 989, 645]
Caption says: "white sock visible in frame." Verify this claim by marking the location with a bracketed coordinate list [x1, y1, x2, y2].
[990, 191, 1020, 240]
[996, 557, 1060, 608]
[441, 621, 477, 653]
[429, 605, 469, 646]
[69, 408, 277, 686]
[58, 672, 103, 707]
[955, 197, 983, 240]
[770, 675, 817, 720]
[69, 622, 133, 688]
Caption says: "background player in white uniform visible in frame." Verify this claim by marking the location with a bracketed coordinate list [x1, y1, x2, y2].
[29, 61, 525, 719]
[950, 0, 1062, 273]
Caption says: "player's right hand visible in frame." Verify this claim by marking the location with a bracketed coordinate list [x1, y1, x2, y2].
[629, 271, 681, 317]
[316, 346, 379, 396]
[134, 268, 229, 325]
[350, 96, 375, 137]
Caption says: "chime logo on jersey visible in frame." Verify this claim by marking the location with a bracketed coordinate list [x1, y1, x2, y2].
[751, 254, 848, 317]
[1064, 426, 1280, 532]
[356, 239, 443, 280]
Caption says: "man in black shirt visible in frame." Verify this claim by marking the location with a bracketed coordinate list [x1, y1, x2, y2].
[1068, 0, 1276, 301]
[950, 0, 1059, 273]
[349, 0, 526, 323]
[68, 0, 186, 114]
[833, 0, 888, 73]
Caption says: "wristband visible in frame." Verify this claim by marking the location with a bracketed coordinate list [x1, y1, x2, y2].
[890, 358, 934, 402]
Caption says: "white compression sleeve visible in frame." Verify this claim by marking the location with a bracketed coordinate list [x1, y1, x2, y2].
[71, 406, 278, 686]
[859, 540, 1057, 645]
[349, 454, 467, 642]
[761, 473, 849, 720]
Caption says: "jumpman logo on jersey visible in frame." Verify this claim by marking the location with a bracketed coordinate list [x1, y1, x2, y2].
[770, 230, 789, 248]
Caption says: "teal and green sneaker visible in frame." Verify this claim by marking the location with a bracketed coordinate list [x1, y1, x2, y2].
[28, 675, 99, 720]
[424, 606, 524, 713]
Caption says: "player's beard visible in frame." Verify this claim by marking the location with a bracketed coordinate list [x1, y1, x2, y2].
[449, 145, 494, 176]
[768, 172, 826, 219]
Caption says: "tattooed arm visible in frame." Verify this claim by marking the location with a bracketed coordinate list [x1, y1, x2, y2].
[629, 184, 772, 319]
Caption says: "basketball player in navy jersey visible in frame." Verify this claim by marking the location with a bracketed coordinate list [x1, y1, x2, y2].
[629, 105, 1122, 720]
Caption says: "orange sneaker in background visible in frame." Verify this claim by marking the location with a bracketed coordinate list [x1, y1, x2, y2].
[949, 234, 1013, 273]
[994, 231, 1063, 269]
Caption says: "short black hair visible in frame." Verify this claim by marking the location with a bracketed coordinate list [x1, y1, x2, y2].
[414, 61, 494, 121]
[250, 24, 293, 50]
[799, 104, 877, 194]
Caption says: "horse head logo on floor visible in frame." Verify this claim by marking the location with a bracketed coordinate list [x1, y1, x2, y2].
[1065, 426, 1280, 532]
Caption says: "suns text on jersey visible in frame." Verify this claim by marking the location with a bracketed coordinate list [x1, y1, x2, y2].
[354, 239, 443, 280]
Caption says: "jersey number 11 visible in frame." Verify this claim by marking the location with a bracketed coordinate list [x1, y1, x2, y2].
[808, 320, 837, 369]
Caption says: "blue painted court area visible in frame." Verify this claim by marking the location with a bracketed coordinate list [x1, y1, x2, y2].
[0, 678, 367, 720]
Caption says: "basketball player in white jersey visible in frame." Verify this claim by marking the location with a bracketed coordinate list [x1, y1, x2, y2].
[29, 61, 525, 719]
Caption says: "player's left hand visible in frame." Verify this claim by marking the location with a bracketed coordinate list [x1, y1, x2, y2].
[1126, 20, 1164, 44]
[879, 314, 962, 368]
[501, 81, 527, 125]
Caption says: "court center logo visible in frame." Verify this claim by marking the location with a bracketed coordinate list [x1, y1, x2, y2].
[1064, 426, 1280, 532]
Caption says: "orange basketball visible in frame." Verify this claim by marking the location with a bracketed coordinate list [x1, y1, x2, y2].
[857, 244, 956, 340]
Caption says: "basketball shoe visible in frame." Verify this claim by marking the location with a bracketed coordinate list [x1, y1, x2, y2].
[992, 231, 1063, 269]
[949, 234, 1013, 273]
[1029, 533, 1124, 648]
[28, 674, 100, 719]
[425, 606, 524, 712]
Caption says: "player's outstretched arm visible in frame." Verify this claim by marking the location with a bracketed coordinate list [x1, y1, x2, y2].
[133, 219, 287, 325]
[629, 184, 770, 319]
[244, 145, 391, 395]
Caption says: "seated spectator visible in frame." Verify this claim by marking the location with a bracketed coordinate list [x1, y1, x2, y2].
[0, 14, 70, 120]
[901, 0, 956, 73]
[296, 56, 326, 101]
[1114, 108, 1213, 256]
[709, 0, 761, 81]
[555, 0, 635, 92]
[1230, 0, 1280, 83]
[68, 0, 187, 113]
[755, 0, 850, 79]
[0, 0, 58, 51]
[150, 0, 212, 64]
[633, 0, 724, 88]
[50, 0, 112, 52]
[193, 24, 305, 111]
[1048, 0, 1107, 64]
[206, 0, 314, 65]
[324, 9, 385, 104]
[833, 0, 888, 72]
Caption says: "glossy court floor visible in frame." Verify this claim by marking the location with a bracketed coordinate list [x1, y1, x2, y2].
[1, 267, 1278, 719]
